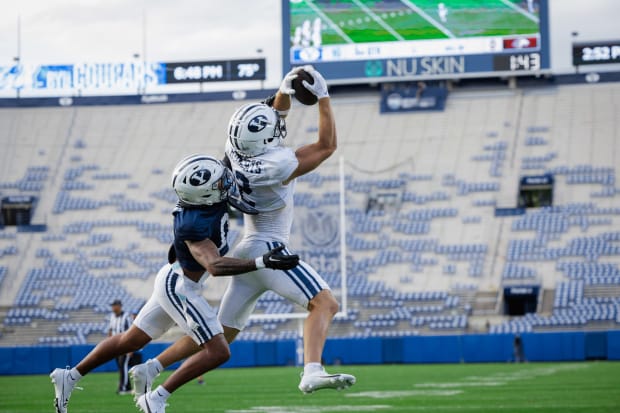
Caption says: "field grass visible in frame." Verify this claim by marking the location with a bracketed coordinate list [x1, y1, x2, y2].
[290, 0, 540, 45]
[1, 362, 619, 412]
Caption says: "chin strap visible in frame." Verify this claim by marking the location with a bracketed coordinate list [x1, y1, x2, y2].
[167, 244, 176, 264]
[221, 153, 232, 169]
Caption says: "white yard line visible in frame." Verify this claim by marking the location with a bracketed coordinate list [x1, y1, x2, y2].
[304, 0, 354, 44]
[347, 390, 463, 398]
[498, 0, 540, 23]
[399, 0, 456, 39]
[226, 406, 391, 413]
[351, 0, 406, 41]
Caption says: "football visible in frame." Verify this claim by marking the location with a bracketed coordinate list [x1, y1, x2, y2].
[292, 69, 318, 106]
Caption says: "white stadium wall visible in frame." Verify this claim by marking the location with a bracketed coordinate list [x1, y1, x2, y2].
[548, 0, 620, 74]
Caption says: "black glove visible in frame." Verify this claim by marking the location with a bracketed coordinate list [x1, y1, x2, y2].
[262, 94, 277, 107]
[261, 245, 299, 270]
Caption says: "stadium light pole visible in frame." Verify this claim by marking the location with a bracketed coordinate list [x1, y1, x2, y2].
[133, 53, 142, 95]
[256, 48, 264, 90]
[571, 31, 580, 75]
[15, 14, 21, 99]
[132, 11, 148, 96]
[141, 9, 147, 95]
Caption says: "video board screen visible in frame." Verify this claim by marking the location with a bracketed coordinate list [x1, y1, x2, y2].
[283, 0, 550, 82]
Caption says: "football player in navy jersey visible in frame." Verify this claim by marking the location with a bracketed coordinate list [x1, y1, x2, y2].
[50, 155, 299, 413]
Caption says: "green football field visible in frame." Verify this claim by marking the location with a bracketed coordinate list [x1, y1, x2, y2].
[290, 0, 540, 44]
[2, 362, 619, 412]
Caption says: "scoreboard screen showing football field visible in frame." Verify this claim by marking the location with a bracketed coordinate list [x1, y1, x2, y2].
[283, 0, 550, 83]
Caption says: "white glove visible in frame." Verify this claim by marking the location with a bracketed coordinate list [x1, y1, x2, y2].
[302, 65, 329, 99]
[279, 67, 302, 95]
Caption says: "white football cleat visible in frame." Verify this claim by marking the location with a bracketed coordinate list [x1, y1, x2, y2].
[50, 368, 80, 413]
[130, 359, 160, 400]
[298, 368, 356, 394]
[136, 392, 167, 413]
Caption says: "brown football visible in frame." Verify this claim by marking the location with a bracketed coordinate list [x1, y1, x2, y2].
[292, 69, 318, 106]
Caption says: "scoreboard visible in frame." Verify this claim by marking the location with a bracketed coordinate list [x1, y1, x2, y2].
[283, 0, 551, 83]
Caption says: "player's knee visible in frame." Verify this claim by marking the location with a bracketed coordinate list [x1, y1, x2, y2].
[325, 295, 339, 316]
[311, 291, 339, 316]
[220, 346, 231, 364]
[211, 342, 231, 365]
[204, 335, 231, 366]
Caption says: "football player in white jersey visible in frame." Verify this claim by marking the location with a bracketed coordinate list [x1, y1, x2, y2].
[130, 66, 356, 394]
[221, 66, 356, 394]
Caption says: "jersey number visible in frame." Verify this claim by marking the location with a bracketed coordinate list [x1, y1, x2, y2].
[235, 171, 255, 207]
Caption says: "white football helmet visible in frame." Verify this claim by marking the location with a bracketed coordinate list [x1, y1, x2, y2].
[227, 103, 287, 157]
[171, 154, 233, 206]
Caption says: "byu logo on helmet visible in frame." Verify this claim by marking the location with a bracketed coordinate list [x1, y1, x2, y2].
[247, 115, 269, 133]
[189, 169, 211, 186]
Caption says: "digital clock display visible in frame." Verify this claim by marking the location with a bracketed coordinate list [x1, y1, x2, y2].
[493, 53, 542, 72]
[164, 59, 266, 84]
[573, 41, 620, 66]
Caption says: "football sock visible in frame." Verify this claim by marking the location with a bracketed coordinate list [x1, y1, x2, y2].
[150, 358, 163, 374]
[69, 367, 82, 381]
[153, 385, 171, 402]
[304, 362, 323, 375]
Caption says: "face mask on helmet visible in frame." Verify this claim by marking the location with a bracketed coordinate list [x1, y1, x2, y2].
[274, 117, 287, 140]
[217, 168, 234, 199]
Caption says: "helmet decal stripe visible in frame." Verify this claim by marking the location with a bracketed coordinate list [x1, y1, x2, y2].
[237, 103, 262, 123]
[175, 156, 212, 175]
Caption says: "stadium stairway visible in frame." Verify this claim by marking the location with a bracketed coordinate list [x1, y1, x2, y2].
[471, 291, 499, 315]
[540, 289, 556, 313]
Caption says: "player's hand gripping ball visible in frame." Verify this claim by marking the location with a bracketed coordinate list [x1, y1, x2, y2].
[292, 66, 329, 106]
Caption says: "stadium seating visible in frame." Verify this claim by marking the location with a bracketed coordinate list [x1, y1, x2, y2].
[0, 82, 619, 344]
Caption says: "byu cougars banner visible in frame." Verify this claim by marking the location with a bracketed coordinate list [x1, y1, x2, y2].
[0, 58, 266, 97]
[0, 62, 166, 96]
